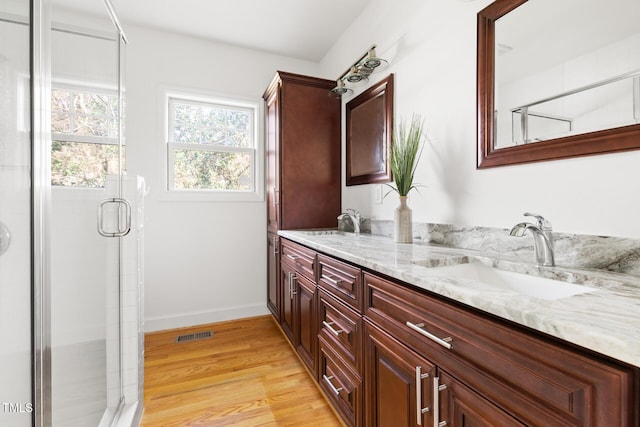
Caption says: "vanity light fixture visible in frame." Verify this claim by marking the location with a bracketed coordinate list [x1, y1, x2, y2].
[331, 79, 353, 97]
[329, 45, 389, 98]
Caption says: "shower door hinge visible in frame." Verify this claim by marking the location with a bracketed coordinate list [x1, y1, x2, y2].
[97, 198, 131, 237]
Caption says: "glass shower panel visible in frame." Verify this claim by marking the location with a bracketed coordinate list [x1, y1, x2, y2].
[0, 1, 33, 426]
[50, 0, 124, 425]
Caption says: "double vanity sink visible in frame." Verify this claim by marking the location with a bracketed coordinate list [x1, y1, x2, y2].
[279, 228, 640, 367]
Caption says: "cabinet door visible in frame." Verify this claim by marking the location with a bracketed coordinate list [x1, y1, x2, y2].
[437, 371, 525, 427]
[296, 273, 317, 375]
[279, 261, 296, 343]
[267, 233, 280, 320]
[265, 86, 280, 233]
[364, 321, 435, 427]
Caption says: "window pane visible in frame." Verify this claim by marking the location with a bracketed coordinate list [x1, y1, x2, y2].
[52, 89, 71, 113]
[227, 110, 249, 130]
[73, 113, 110, 137]
[172, 149, 251, 190]
[226, 130, 248, 147]
[51, 112, 71, 133]
[174, 102, 199, 127]
[51, 140, 123, 187]
[171, 100, 252, 147]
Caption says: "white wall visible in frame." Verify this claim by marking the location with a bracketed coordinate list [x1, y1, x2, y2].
[321, 0, 640, 239]
[123, 25, 320, 331]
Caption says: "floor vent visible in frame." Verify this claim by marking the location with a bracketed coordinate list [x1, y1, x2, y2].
[175, 330, 213, 343]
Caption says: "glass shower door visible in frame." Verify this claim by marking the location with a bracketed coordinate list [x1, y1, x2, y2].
[49, 0, 127, 425]
[0, 1, 33, 426]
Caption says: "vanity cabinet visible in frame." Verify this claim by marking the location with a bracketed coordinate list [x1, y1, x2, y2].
[275, 238, 638, 427]
[280, 239, 319, 375]
[263, 71, 341, 325]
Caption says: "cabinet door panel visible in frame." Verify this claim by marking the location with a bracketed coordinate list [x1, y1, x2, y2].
[296, 273, 316, 375]
[267, 233, 280, 319]
[364, 320, 434, 427]
[265, 86, 280, 233]
[279, 261, 295, 343]
[438, 371, 525, 427]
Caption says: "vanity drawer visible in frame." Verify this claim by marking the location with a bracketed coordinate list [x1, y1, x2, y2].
[281, 239, 316, 281]
[363, 272, 634, 427]
[318, 335, 362, 427]
[318, 288, 362, 373]
[318, 254, 362, 313]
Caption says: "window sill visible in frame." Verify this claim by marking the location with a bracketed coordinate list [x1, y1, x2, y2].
[158, 189, 264, 203]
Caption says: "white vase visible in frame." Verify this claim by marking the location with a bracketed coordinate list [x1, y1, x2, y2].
[394, 196, 412, 243]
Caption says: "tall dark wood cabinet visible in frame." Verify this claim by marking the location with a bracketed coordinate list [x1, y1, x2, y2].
[263, 71, 342, 321]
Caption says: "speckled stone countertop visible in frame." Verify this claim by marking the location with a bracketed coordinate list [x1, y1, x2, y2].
[278, 229, 640, 368]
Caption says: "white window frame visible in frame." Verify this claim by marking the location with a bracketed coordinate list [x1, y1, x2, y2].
[161, 88, 264, 202]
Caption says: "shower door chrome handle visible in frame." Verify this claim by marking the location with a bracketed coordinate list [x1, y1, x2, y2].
[98, 198, 131, 237]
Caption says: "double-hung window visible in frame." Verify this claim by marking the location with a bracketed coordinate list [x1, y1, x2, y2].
[51, 84, 121, 187]
[167, 94, 259, 198]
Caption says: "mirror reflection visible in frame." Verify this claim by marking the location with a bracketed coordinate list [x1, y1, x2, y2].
[494, 0, 640, 149]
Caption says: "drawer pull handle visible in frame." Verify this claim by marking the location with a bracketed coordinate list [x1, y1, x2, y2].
[323, 374, 343, 396]
[406, 321, 453, 350]
[433, 376, 448, 427]
[322, 321, 343, 336]
[286, 254, 299, 261]
[323, 273, 343, 286]
[415, 366, 430, 425]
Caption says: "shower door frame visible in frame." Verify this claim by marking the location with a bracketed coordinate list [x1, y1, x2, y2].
[32, 0, 52, 424]
[31, 0, 129, 425]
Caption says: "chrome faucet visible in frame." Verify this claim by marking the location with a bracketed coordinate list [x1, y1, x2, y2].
[509, 213, 555, 267]
[338, 209, 361, 234]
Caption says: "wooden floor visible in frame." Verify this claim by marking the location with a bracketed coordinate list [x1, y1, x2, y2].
[140, 315, 342, 427]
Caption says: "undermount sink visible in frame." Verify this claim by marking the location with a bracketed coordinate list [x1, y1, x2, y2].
[418, 262, 597, 300]
[300, 229, 346, 236]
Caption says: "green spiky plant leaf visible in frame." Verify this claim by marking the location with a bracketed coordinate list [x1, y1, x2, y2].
[386, 114, 425, 197]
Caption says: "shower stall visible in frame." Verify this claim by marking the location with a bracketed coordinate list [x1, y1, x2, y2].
[0, 0, 143, 426]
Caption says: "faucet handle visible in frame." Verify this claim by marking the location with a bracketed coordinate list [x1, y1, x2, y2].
[524, 212, 552, 230]
[346, 208, 360, 218]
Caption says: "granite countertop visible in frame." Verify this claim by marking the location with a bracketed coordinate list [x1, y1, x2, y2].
[278, 229, 640, 368]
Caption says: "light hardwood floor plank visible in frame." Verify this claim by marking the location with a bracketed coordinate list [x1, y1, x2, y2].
[141, 315, 342, 427]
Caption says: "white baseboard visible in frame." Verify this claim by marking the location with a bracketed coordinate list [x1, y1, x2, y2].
[144, 303, 270, 332]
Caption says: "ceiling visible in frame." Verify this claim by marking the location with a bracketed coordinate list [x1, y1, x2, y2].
[54, 0, 372, 62]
